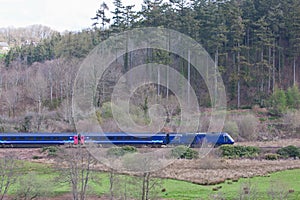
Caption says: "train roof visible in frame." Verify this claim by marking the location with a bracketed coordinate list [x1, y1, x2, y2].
[0, 133, 75, 137]
[0, 132, 179, 137]
[0, 132, 230, 137]
[80, 132, 181, 137]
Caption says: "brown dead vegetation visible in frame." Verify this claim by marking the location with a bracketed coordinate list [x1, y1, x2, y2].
[1, 144, 300, 187]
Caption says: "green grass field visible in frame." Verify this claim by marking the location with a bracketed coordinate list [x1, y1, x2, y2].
[162, 169, 300, 199]
[5, 161, 300, 199]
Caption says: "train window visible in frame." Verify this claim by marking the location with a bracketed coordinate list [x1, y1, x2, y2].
[63, 137, 69, 140]
[116, 136, 123, 140]
[140, 137, 148, 141]
[131, 136, 136, 140]
[101, 136, 107, 140]
[224, 136, 228, 142]
[20, 137, 25, 140]
[3, 137, 8, 140]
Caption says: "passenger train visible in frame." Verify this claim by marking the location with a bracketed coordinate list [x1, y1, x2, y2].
[0, 132, 234, 147]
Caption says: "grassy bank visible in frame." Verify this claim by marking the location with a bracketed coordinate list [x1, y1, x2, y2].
[5, 161, 300, 199]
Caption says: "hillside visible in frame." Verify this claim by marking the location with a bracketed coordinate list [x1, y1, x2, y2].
[0, 0, 300, 141]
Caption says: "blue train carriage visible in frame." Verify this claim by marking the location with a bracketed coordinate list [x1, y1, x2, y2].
[167, 132, 234, 147]
[192, 132, 235, 147]
[81, 132, 175, 146]
[0, 133, 75, 146]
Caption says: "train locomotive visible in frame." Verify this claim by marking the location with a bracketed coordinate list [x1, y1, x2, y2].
[0, 132, 234, 147]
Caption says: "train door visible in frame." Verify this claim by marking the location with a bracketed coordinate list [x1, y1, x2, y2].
[80, 136, 85, 144]
[74, 135, 79, 145]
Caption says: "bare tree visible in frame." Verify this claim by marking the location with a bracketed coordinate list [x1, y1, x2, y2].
[283, 109, 300, 134]
[238, 180, 259, 200]
[3, 86, 20, 117]
[15, 172, 54, 200]
[0, 155, 20, 200]
[26, 69, 47, 114]
[267, 180, 290, 200]
[122, 153, 164, 200]
[55, 147, 95, 200]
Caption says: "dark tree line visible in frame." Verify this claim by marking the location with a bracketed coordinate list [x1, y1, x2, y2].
[3, 0, 300, 108]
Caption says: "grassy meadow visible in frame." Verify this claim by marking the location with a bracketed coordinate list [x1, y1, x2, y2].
[4, 161, 300, 199]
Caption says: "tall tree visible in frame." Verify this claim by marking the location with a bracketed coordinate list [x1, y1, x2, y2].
[226, 0, 245, 108]
[111, 0, 125, 32]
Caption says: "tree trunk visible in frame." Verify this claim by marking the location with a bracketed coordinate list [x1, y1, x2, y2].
[268, 46, 271, 94]
[213, 48, 219, 107]
[188, 49, 191, 105]
[237, 46, 240, 109]
[272, 41, 276, 92]
[109, 170, 114, 200]
[294, 56, 296, 86]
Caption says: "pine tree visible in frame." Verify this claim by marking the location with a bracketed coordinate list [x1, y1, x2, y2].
[111, 0, 125, 32]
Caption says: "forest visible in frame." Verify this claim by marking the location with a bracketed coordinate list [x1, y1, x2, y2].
[1, 0, 300, 133]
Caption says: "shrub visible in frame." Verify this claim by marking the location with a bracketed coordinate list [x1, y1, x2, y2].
[268, 87, 287, 116]
[107, 147, 125, 157]
[236, 114, 259, 141]
[171, 145, 199, 159]
[32, 155, 42, 160]
[121, 145, 137, 153]
[95, 110, 102, 124]
[223, 121, 239, 139]
[43, 98, 62, 110]
[101, 102, 113, 119]
[264, 153, 279, 160]
[184, 148, 199, 159]
[107, 146, 137, 157]
[220, 145, 260, 158]
[41, 146, 58, 156]
[286, 85, 300, 109]
[277, 145, 300, 159]
[171, 145, 187, 158]
[283, 110, 300, 132]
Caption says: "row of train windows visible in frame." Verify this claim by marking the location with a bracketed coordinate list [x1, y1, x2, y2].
[88, 136, 152, 141]
[0, 137, 71, 141]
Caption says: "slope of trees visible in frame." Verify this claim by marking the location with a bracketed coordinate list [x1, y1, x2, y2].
[3, 0, 300, 108]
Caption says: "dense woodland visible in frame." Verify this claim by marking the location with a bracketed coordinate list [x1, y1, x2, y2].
[1, 0, 300, 133]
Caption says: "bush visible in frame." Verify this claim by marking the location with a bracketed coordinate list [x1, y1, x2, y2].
[268, 87, 287, 116]
[236, 114, 259, 141]
[170, 145, 187, 158]
[277, 145, 300, 159]
[184, 148, 199, 159]
[41, 146, 58, 156]
[43, 98, 62, 110]
[171, 145, 199, 159]
[283, 110, 300, 132]
[32, 155, 42, 160]
[107, 146, 137, 157]
[121, 145, 137, 153]
[223, 121, 239, 139]
[265, 153, 279, 160]
[286, 85, 300, 109]
[220, 145, 260, 158]
[101, 102, 113, 119]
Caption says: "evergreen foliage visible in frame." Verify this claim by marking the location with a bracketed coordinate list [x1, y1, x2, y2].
[268, 87, 287, 116]
[3, 0, 300, 108]
[171, 145, 199, 159]
[286, 85, 300, 109]
[107, 145, 137, 157]
[277, 145, 300, 159]
[220, 145, 260, 158]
